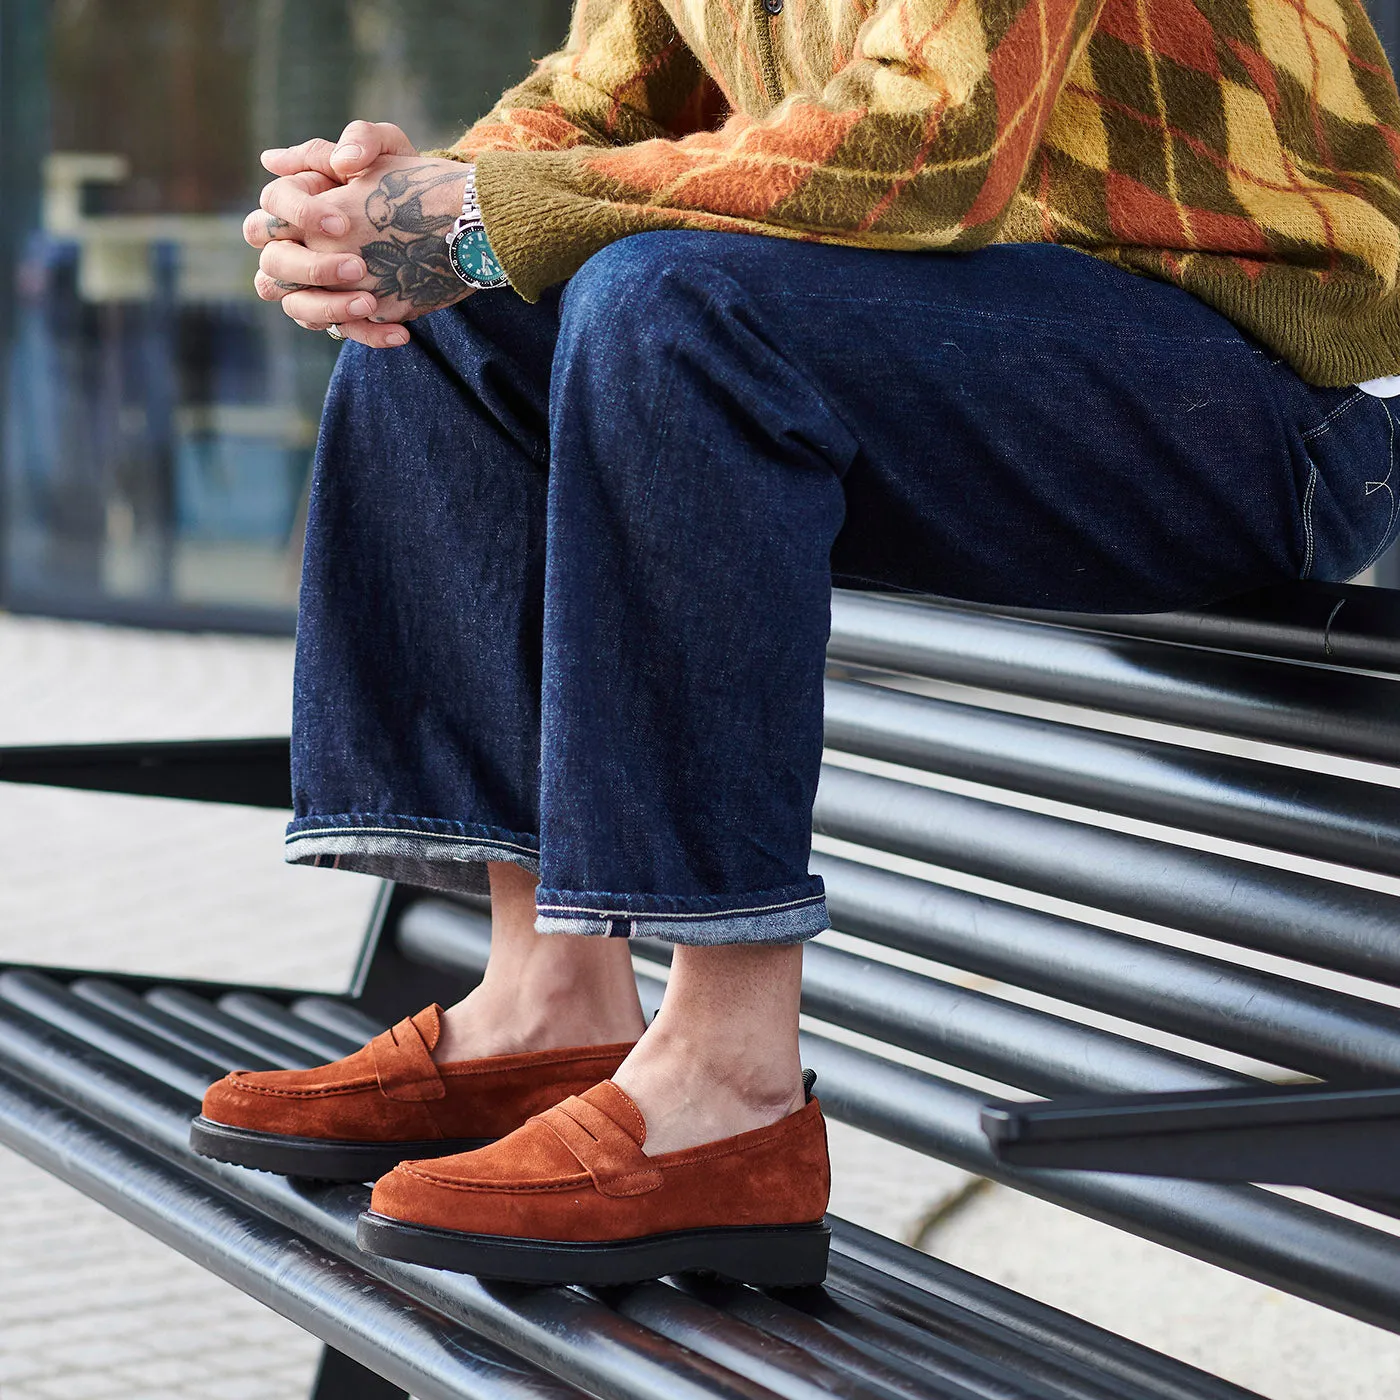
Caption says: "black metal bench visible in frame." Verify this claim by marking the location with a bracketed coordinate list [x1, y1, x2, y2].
[4, 579, 1400, 1399]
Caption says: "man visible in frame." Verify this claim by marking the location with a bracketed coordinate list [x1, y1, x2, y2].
[192, 0, 1400, 1286]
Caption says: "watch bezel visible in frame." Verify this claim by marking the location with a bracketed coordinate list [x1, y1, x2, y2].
[447, 220, 509, 290]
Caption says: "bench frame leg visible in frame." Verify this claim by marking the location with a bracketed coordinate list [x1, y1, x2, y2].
[310, 1344, 409, 1400]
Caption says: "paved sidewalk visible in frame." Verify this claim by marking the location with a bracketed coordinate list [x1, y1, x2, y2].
[3, 611, 1400, 1399]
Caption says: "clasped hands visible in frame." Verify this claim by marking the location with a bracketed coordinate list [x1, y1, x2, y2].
[246, 120, 474, 350]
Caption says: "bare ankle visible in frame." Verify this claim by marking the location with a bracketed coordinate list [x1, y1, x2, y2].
[611, 1027, 805, 1156]
[432, 873, 648, 1062]
[435, 958, 645, 1062]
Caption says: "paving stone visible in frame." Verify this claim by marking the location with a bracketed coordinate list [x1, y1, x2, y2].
[0, 1148, 320, 1400]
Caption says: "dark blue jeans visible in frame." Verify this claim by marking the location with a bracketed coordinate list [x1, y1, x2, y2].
[286, 233, 1398, 944]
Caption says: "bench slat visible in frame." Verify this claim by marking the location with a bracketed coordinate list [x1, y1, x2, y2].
[826, 1221, 1262, 1400]
[815, 854, 1400, 1082]
[216, 991, 364, 1060]
[0, 1073, 582, 1400]
[813, 766, 1400, 986]
[70, 978, 288, 1072]
[823, 680, 1400, 878]
[828, 594, 1400, 766]
[147, 985, 343, 1065]
[603, 1283, 957, 1400]
[796, 941, 1240, 1096]
[963, 583, 1400, 674]
[662, 1276, 1074, 1400]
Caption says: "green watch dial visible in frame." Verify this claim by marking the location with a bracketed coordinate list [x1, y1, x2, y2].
[451, 226, 508, 289]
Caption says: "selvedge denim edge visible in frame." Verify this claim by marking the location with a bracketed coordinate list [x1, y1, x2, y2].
[285, 815, 541, 889]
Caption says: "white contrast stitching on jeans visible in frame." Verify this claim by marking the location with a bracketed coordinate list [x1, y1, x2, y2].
[1301, 464, 1318, 580]
[1300, 391, 1365, 442]
[1357, 399, 1398, 575]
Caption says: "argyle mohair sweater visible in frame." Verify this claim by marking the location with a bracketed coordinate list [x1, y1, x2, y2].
[432, 0, 1400, 384]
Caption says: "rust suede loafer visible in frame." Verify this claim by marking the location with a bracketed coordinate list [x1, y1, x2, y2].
[189, 1004, 635, 1181]
[356, 1076, 831, 1286]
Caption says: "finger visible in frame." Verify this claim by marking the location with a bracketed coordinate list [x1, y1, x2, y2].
[337, 319, 413, 350]
[281, 288, 382, 326]
[254, 270, 290, 302]
[259, 172, 344, 240]
[244, 208, 288, 250]
[261, 137, 340, 181]
[260, 243, 367, 292]
[255, 268, 371, 305]
[330, 119, 418, 178]
[289, 314, 410, 350]
[244, 172, 338, 248]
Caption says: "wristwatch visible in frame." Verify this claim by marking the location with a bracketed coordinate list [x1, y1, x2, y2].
[445, 165, 509, 290]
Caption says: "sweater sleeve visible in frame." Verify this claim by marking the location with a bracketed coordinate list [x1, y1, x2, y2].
[473, 0, 1106, 300]
[427, 0, 724, 161]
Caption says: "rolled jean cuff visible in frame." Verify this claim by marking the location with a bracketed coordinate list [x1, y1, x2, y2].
[284, 814, 540, 895]
[533, 876, 828, 945]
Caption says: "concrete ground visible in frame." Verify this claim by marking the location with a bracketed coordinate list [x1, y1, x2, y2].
[3, 612, 1400, 1399]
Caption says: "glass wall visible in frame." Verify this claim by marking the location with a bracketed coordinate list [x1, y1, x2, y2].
[2, 0, 1400, 621]
[0, 0, 570, 629]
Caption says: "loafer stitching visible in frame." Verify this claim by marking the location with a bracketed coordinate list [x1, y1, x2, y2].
[396, 1162, 591, 1193]
[223, 1079, 380, 1099]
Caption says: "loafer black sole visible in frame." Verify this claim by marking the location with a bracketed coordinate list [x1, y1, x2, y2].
[189, 1116, 493, 1182]
[356, 1209, 831, 1286]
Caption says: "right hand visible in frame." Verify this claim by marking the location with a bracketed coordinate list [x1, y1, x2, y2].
[247, 121, 434, 350]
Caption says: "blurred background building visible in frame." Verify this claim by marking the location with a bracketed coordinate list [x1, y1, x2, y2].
[0, 0, 571, 632]
[0, 0, 1398, 636]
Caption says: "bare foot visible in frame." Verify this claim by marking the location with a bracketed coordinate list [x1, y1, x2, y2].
[609, 940, 806, 1155]
[611, 1026, 806, 1156]
[434, 975, 645, 1062]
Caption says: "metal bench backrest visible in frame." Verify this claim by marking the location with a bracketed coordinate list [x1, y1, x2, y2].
[5, 579, 1400, 1363]
[814, 584, 1400, 1331]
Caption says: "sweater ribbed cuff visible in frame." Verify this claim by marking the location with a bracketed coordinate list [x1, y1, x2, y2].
[473, 149, 640, 303]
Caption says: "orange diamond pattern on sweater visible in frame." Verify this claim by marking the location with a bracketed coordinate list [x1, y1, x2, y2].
[427, 0, 1400, 384]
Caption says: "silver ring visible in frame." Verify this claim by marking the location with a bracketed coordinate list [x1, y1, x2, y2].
[326, 324, 346, 342]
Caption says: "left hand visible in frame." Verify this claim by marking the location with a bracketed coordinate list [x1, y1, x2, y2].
[247, 136, 472, 341]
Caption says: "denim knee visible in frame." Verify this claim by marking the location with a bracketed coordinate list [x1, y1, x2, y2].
[556, 231, 755, 382]
[563, 231, 718, 319]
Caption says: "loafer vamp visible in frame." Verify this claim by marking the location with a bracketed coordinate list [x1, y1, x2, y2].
[202, 1053, 433, 1141]
[371, 1080, 831, 1242]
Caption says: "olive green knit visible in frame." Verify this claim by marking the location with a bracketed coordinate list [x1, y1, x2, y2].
[433, 0, 1400, 385]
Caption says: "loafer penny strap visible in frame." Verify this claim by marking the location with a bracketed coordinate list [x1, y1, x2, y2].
[371, 1015, 446, 1102]
[541, 1096, 663, 1197]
